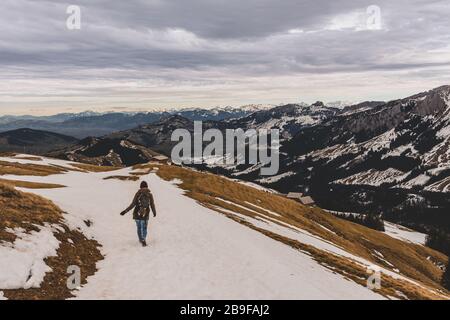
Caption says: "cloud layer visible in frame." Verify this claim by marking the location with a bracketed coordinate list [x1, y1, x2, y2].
[1, 0, 450, 114]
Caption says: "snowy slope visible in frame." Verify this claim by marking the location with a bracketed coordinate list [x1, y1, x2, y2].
[0, 155, 386, 300]
[0, 225, 60, 290]
[384, 222, 426, 245]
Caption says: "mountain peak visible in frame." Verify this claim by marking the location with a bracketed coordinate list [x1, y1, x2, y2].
[311, 101, 325, 108]
[432, 85, 450, 92]
[159, 114, 192, 125]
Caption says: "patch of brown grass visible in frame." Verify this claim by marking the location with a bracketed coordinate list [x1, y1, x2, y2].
[0, 178, 65, 189]
[211, 205, 445, 300]
[71, 163, 121, 172]
[0, 184, 63, 242]
[0, 160, 66, 176]
[104, 175, 140, 181]
[0, 152, 17, 157]
[130, 171, 150, 176]
[0, 184, 103, 299]
[150, 164, 449, 300]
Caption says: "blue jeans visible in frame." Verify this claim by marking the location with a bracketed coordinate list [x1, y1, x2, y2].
[135, 219, 148, 242]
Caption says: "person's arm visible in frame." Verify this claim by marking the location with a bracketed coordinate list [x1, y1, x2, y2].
[149, 193, 157, 217]
[120, 192, 138, 216]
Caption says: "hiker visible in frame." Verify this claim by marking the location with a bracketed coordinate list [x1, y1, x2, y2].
[120, 181, 157, 247]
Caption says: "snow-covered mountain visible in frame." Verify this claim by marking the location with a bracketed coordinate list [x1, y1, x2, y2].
[226, 102, 340, 139]
[0, 154, 447, 299]
[48, 101, 344, 166]
[325, 101, 356, 109]
[0, 106, 267, 139]
[280, 85, 450, 191]
[216, 86, 450, 233]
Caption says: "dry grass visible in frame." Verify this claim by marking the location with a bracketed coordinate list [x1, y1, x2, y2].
[51, 164, 86, 173]
[0, 184, 103, 299]
[0, 152, 17, 157]
[0, 178, 65, 189]
[130, 171, 151, 176]
[71, 163, 121, 172]
[148, 164, 449, 300]
[213, 205, 446, 300]
[0, 184, 63, 242]
[0, 160, 66, 176]
[104, 175, 140, 181]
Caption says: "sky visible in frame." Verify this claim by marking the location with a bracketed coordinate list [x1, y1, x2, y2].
[1, 0, 450, 115]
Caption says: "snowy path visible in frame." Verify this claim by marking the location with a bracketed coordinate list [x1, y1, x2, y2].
[1, 160, 383, 299]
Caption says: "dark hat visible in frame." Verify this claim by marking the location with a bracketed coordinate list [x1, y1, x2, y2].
[140, 181, 148, 188]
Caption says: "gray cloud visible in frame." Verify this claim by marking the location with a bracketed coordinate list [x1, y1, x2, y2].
[0, 0, 449, 114]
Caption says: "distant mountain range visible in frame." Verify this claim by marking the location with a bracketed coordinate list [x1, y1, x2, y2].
[0, 106, 274, 139]
[48, 102, 349, 165]
[0, 128, 78, 154]
[2, 87, 450, 233]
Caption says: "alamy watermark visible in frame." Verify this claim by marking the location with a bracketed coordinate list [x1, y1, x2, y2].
[64, 4, 381, 32]
[171, 121, 280, 176]
[366, 5, 382, 30]
[67, 265, 81, 290]
[66, 5, 81, 30]
[367, 265, 381, 290]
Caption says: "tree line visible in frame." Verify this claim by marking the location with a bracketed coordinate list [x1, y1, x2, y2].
[425, 229, 450, 290]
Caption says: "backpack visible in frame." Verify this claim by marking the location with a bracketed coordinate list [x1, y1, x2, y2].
[137, 191, 151, 218]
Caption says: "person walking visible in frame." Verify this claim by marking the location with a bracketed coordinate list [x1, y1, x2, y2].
[120, 181, 157, 247]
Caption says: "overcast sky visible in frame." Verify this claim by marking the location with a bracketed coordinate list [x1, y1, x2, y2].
[1, 0, 450, 115]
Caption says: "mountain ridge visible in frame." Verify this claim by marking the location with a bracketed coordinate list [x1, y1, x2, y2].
[208, 85, 450, 233]
[0, 128, 78, 154]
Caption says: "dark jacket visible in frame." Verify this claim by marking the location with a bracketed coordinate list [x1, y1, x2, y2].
[121, 188, 156, 220]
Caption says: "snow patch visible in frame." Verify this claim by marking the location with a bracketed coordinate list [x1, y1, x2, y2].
[0, 225, 60, 290]
[334, 168, 409, 187]
[257, 171, 295, 184]
[425, 176, 450, 193]
[384, 222, 426, 245]
[398, 175, 431, 189]
[244, 201, 282, 217]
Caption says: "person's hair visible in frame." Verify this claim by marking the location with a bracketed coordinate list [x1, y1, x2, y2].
[140, 181, 148, 189]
